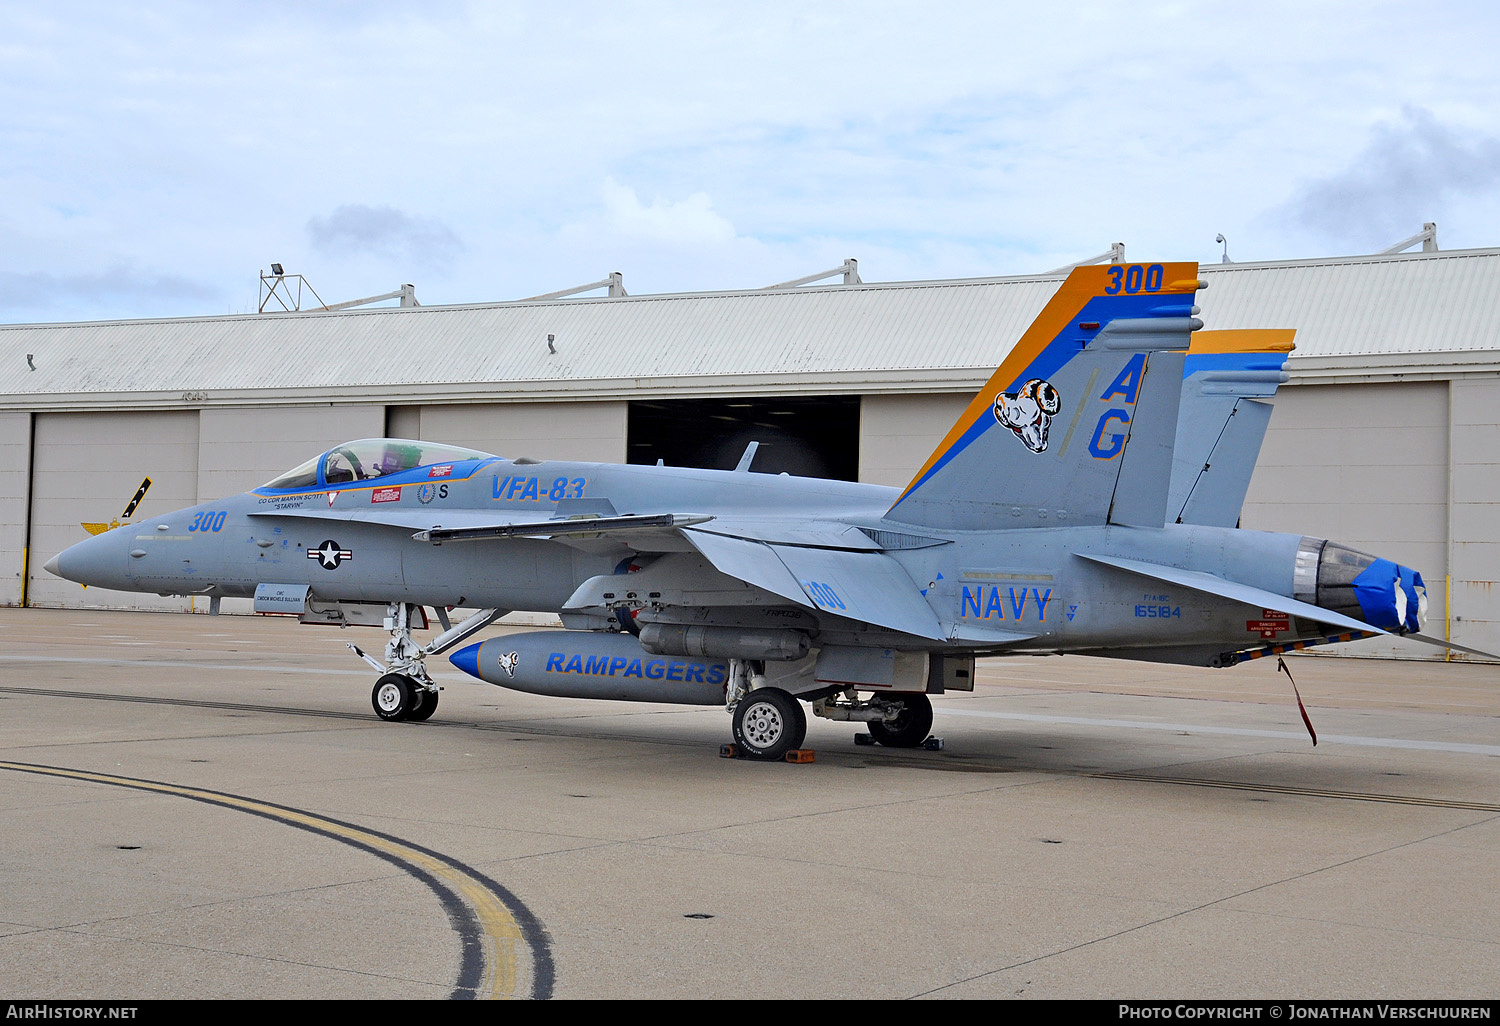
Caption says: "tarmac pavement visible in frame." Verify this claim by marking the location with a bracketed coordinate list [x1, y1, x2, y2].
[0, 608, 1496, 1000]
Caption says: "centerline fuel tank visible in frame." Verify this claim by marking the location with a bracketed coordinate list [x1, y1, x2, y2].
[450, 630, 728, 704]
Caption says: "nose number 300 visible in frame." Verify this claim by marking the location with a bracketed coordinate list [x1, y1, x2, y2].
[189, 511, 227, 532]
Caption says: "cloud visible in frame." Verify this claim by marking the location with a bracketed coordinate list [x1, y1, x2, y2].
[1278, 107, 1500, 248]
[0, 263, 218, 317]
[306, 204, 464, 266]
[600, 180, 737, 246]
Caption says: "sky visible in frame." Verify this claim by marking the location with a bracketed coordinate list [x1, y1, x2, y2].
[3, 1, 1499, 323]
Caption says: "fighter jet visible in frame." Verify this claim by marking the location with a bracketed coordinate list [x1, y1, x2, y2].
[46, 262, 1471, 760]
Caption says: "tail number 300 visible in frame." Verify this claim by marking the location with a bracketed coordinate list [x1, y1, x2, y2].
[1104, 264, 1164, 295]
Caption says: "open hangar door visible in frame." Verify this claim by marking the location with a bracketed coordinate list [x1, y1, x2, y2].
[627, 396, 860, 481]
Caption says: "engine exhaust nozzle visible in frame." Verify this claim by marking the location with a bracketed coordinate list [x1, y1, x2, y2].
[1294, 538, 1426, 634]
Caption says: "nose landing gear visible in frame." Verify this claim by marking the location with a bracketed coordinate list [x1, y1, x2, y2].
[352, 603, 503, 722]
[371, 672, 441, 722]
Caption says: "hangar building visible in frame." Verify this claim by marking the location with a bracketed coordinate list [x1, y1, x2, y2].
[2, 247, 1497, 660]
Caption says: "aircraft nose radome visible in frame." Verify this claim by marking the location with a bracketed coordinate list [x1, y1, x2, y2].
[46, 530, 133, 590]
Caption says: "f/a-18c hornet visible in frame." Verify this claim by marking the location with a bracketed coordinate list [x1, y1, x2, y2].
[48, 262, 1481, 760]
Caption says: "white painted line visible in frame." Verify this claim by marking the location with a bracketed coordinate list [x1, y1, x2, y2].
[938, 707, 1500, 756]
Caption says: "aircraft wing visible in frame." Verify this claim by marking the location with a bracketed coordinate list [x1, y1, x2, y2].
[683, 528, 948, 641]
[259, 501, 947, 638]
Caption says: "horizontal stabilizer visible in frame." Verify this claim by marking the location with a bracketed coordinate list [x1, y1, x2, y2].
[1076, 552, 1384, 636]
[1403, 633, 1500, 661]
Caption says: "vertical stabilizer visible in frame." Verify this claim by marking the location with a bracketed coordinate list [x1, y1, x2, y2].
[886, 263, 1203, 531]
[1169, 329, 1295, 527]
[1107, 349, 1185, 527]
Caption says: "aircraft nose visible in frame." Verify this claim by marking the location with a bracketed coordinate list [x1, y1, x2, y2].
[46, 529, 135, 590]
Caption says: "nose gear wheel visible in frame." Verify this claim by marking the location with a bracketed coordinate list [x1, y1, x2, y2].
[372, 673, 418, 721]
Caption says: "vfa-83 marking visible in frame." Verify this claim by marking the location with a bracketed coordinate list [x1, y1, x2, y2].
[48, 262, 1490, 761]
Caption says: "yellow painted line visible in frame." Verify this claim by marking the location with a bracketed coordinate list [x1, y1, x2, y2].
[1097, 771, 1500, 813]
[0, 760, 536, 999]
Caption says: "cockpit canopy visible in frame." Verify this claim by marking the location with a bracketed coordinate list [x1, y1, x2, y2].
[262, 438, 497, 491]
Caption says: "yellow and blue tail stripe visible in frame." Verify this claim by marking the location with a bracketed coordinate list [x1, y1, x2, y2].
[1182, 328, 1295, 379]
[890, 262, 1201, 513]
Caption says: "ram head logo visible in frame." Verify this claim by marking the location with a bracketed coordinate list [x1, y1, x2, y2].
[497, 651, 520, 678]
[993, 378, 1061, 453]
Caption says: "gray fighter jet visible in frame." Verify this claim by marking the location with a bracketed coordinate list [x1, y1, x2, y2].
[47, 262, 1467, 759]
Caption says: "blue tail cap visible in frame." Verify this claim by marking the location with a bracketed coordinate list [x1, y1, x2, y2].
[449, 641, 483, 680]
[1351, 558, 1404, 632]
[1397, 566, 1426, 634]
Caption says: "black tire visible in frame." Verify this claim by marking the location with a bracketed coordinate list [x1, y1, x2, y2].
[372, 673, 416, 722]
[407, 686, 438, 722]
[867, 692, 933, 748]
[731, 687, 806, 761]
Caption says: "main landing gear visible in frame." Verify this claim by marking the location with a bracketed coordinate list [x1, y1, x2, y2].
[866, 692, 934, 747]
[731, 686, 807, 761]
[812, 689, 937, 749]
[722, 660, 938, 760]
[352, 603, 503, 722]
[724, 659, 807, 761]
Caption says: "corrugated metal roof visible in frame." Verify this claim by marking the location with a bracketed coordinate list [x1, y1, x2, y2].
[1197, 249, 1500, 358]
[3, 248, 1497, 408]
